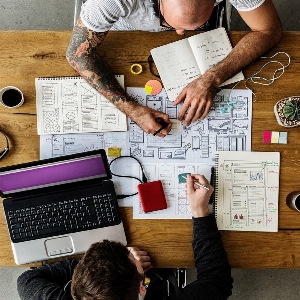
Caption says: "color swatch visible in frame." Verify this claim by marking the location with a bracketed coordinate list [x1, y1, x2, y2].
[263, 131, 287, 144]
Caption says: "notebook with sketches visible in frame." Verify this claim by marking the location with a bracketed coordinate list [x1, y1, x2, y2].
[150, 27, 244, 102]
[35, 75, 127, 135]
[214, 151, 280, 232]
[1, 149, 127, 265]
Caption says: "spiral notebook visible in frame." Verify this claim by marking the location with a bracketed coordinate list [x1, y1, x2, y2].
[214, 151, 280, 232]
[35, 76, 126, 135]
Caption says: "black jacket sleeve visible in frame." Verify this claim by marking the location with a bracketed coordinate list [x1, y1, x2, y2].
[180, 215, 233, 300]
[147, 216, 233, 300]
[17, 259, 79, 300]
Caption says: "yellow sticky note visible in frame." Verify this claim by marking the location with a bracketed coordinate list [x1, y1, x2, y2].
[271, 131, 279, 143]
[108, 147, 121, 157]
[145, 85, 153, 94]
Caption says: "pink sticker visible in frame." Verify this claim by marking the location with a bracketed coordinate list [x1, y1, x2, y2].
[145, 80, 163, 95]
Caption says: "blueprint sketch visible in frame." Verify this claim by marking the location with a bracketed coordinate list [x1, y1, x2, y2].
[35, 76, 127, 135]
[39, 87, 253, 212]
[127, 87, 252, 165]
[132, 163, 213, 219]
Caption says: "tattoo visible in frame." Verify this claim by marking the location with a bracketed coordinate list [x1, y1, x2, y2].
[66, 18, 132, 105]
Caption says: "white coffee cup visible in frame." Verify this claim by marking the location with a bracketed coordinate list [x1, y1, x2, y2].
[0, 86, 24, 108]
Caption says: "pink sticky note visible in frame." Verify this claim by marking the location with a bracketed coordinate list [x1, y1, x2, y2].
[263, 131, 272, 144]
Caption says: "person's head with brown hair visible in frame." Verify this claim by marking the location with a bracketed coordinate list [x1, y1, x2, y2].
[71, 240, 145, 300]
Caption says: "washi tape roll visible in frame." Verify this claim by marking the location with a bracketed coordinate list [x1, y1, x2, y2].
[145, 80, 162, 95]
[130, 63, 143, 75]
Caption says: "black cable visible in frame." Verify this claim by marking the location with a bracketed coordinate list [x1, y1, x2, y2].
[109, 155, 148, 199]
[0, 130, 9, 159]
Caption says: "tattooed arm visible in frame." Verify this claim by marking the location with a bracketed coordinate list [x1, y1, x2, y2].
[173, 0, 282, 126]
[66, 18, 172, 137]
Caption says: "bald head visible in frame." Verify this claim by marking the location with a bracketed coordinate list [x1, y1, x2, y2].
[160, 0, 215, 34]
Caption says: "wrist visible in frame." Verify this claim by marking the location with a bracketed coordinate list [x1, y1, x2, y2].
[191, 207, 209, 218]
[202, 68, 223, 88]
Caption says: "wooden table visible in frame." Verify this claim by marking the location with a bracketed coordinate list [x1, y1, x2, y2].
[1, 30, 300, 268]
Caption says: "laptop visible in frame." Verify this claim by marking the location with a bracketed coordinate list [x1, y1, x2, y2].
[1, 149, 127, 265]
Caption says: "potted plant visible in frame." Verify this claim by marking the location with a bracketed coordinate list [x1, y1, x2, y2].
[274, 96, 300, 127]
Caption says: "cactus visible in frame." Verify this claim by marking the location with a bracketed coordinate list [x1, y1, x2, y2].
[283, 100, 300, 121]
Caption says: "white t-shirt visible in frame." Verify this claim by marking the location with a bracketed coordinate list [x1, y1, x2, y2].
[80, 0, 265, 32]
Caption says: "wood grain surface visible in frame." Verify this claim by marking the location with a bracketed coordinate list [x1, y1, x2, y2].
[1, 31, 300, 267]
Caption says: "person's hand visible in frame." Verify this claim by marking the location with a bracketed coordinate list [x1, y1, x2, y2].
[186, 174, 214, 218]
[173, 74, 218, 126]
[127, 247, 153, 272]
[129, 105, 172, 137]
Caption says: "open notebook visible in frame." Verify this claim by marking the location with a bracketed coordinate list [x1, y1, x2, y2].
[150, 27, 244, 102]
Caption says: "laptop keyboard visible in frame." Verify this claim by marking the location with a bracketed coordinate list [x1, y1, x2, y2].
[6, 192, 121, 243]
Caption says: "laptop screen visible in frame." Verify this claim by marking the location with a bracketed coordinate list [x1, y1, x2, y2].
[0, 151, 109, 194]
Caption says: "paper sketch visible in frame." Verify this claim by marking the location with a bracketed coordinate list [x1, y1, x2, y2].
[36, 76, 127, 135]
[127, 87, 252, 165]
[132, 163, 213, 219]
[215, 151, 280, 232]
[39, 87, 253, 214]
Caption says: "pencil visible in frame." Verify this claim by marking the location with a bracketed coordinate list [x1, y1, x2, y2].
[181, 175, 210, 190]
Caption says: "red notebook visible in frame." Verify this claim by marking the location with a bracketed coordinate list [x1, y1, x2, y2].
[137, 180, 167, 213]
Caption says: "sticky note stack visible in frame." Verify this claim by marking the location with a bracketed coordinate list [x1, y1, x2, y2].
[263, 131, 287, 144]
[107, 147, 121, 157]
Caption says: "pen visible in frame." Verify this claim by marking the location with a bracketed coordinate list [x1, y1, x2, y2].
[209, 167, 215, 204]
[153, 117, 169, 136]
[181, 175, 210, 190]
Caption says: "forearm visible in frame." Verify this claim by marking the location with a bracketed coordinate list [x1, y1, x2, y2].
[66, 21, 139, 118]
[192, 216, 232, 293]
[204, 29, 283, 87]
[70, 54, 140, 116]
[174, 25, 282, 124]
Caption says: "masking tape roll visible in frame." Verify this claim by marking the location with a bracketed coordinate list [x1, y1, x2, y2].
[130, 63, 143, 75]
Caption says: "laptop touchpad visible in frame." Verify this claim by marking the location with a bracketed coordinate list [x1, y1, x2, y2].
[45, 236, 74, 257]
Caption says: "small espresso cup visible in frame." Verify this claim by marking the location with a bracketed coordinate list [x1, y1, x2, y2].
[286, 191, 300, 212]
[0, 86, 24, 108]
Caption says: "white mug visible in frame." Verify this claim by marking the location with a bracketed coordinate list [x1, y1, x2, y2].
[0, 86, 24, 108]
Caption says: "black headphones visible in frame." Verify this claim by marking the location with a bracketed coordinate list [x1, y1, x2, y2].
[0, 130, 9, 159]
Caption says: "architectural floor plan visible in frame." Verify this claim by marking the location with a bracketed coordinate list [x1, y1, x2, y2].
[40, 87, 252, 216]
[127, 87, 252, 165]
